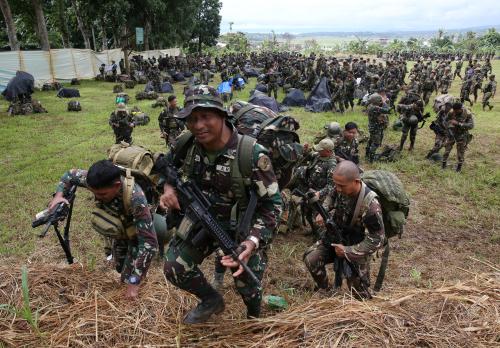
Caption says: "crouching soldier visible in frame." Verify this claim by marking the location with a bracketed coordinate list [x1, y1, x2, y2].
[48, 160, 165, 299]
[304, 161, 385, 299]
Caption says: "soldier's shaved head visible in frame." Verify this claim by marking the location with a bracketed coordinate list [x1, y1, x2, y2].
[334, 161, 360, 181]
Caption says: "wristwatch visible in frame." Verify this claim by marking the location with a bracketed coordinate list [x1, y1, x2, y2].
[246, 236, 260, 250]
[128, 275, 140, 285]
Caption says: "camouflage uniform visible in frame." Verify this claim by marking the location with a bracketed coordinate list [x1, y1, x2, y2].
[147, 67, 162, 93]
[460, 79, 474, 107]
[426, 107, 449, 158]
[266, 70, 279, 99]
[343, 75, 356, 110]
[366, 99, 390, 162]
[56, 169, 158, 283]
[397, 93, 424, 151]
[304, 183, 385, 296]
[335, 136, 360, 164]
[482, 76, 496, 110]
[158, 105, 183, 148]
[109, 104, 134, 144]
[162, 86, 283, 318]
[442, 106, 474, 171]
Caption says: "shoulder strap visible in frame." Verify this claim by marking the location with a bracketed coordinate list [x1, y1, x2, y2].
[237, 134, 256, 179]
[172, 131, 195, 167]
[122, 169, 135, 215]
[350, 182, 366, 227]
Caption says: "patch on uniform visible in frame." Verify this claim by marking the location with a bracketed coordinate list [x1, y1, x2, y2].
[257, 155, 272, 171]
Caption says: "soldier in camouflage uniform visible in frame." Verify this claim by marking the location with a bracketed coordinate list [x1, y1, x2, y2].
[426, 99, 453, 159]
[158, 95, 183, 148]
[442, 101, 474, 172]
[366, 94, 390, 162]
[460, 78, 474, 107]
[200, 64, 210, 85]
[397, 92, 425, 151]
[304, 161, 385, 298]
[421, 72, 438, 106]
[453, 60, 463, 80]
[265, 67, 279, 99]
[439, 67, 452, 94]
[343, 72, 356, 111]
[335, 122, 360, 164]
[482, 74, 496, 111]
[48, 160, 159, 299]
[147, 66, 162, 93]
[109, 103, 135, 144]
[159, 85, 282, 323]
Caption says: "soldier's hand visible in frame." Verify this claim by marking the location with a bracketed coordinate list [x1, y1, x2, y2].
[315, 214, 324, 226]
[159, 184, 180, 210]
[331, 243, 346, 258]
[48, 192, 69, 211]
[125, 284, 139, 299]
[221, 240, 255, 277]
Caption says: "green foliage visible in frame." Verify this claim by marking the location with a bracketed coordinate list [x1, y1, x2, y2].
[189, 0, 222, 53]
[0, 266, 40, 333]
[220, 32, 250, 53]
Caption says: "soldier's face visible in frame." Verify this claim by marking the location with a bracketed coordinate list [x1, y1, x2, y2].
[344, 129, 358, 141]
[186, 109, 225, 146]
[89, 181, 122, 203]
[333, 175, 361, 197]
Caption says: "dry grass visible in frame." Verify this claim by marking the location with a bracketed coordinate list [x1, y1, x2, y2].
[0, 260, 498, 347]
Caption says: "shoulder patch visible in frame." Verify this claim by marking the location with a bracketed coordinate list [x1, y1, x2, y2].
[257, 155, 272, 171]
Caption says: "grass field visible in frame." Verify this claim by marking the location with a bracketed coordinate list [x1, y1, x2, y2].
[0, 61, 498, 346]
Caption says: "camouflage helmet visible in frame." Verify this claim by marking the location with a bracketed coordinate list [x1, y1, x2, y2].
[392, 119, 403, 131]
[325, 122, 341, 137]
[176, 84, 228, 119]
[429, 152, 443, 162]
[368, 93, 383, 105]
[490, 74, 495, 80]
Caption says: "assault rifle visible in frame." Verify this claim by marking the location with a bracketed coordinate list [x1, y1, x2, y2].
[32, 184, 77, 264]
[418, 112, 431, 129]
[163, 165, 261, 287]
[293, 189, 368, 292]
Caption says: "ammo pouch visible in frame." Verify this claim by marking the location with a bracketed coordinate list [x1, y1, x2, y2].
[91, 207, 135, 239]
[175, 215, 212, 248]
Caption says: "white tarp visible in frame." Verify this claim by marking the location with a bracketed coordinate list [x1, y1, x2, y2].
[0, 48, 180, 92]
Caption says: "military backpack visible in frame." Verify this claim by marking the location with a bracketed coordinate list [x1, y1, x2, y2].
[67, 100, 82, 112]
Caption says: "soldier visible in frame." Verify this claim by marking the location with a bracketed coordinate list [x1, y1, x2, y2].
[158, 95, 183, 148]
[47, 160, 160, 299]
[266, 67, 279, 99]
[344, 72, 356, 111]
[426, 99, 453, 159]
[397, 93, 425, 151]
[159, 85, 282, 323]
[335, 122, 360, 164]
[482, 74, 496, 111]
[440, 67, 452, 94]
[421, 72, 438, 106]
[200, 64, 210, 85]
[331, 77, 345, 114]
[453, 59, 463, 80]
[296, 139, 337, 239]
[303, 161, 385, 298]
[471, 69, 484, 103]
[366, 94, 390, 162]
[109, 103, 134, 144]
[460, 78, 474, 107]
[442, 101, 474, 172]
[99, 64, 106, 79]
[147, 66, 162, 93]
[111, 60, 118, 81]
[313, 122, 342, 145]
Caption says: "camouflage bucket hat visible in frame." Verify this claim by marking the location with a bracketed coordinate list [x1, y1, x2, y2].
[314, 138, 335, 152]
[176, 84, 228, 119]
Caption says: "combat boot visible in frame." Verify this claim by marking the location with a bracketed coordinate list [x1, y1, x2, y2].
[425, 151, 433, 160]
[489, 105, 494, 110]
[183, 293, 225, 324]
[441, 161, 447, 170]
[398, 138, 406, 152]
[211, 271, 225, 291]
[456, 163, 463, 172]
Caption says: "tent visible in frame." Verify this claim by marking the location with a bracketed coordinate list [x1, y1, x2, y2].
[249, 90, 279, 113]
[305, 77, 332, 112]
[243, 67, 261, 78]
[1, 71, 34, 101]
[172, 72, 185, 82]
[217, 81, 232, 94]
[183, 71, 193, 78]
[282, 88, 306, 107]
[144, 81, 154, 92]
[254, 83, 268, 93]
[161, 82, 174, 93]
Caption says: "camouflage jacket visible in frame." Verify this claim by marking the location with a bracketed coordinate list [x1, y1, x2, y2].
[166, 127, 282, 248]
[109, 111, 133, 130]
[445, 108, 474, 140]
[322, 184, 385, 261]
[158, 106, 182, 134]
[56, 169, 158, 283]
[306, 154, 337, 200]
[367, 104, 390, 130]
[334, 136, 359, 164]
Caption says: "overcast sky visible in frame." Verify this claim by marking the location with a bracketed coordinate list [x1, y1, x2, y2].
[220, 0, 500, 33]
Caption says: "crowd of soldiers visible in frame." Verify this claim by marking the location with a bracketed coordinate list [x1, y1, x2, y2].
[31, 47, 496, 329]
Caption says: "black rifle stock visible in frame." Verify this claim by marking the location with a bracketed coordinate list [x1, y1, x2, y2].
[32, 184, 77, 264]
[164, 165, 261, 288]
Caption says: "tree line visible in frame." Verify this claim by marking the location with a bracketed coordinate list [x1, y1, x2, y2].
[0, 0, 222, 52]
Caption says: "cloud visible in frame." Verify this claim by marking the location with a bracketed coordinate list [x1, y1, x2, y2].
[220, 0, 500, 33]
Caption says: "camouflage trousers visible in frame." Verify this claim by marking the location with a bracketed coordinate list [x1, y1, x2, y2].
[303, 240, 370, 297]
[114, 129, 133, 144]
[443, 137, 467, 165]
[482, 92, 493, 109]
[400, 121, 418, 148]
[366, 127, 385, 162]
[163, 236, 267, 315]
[427, 133, 447, 156]
[267, 83, 278, 99]
[422, 90, 433, 105]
